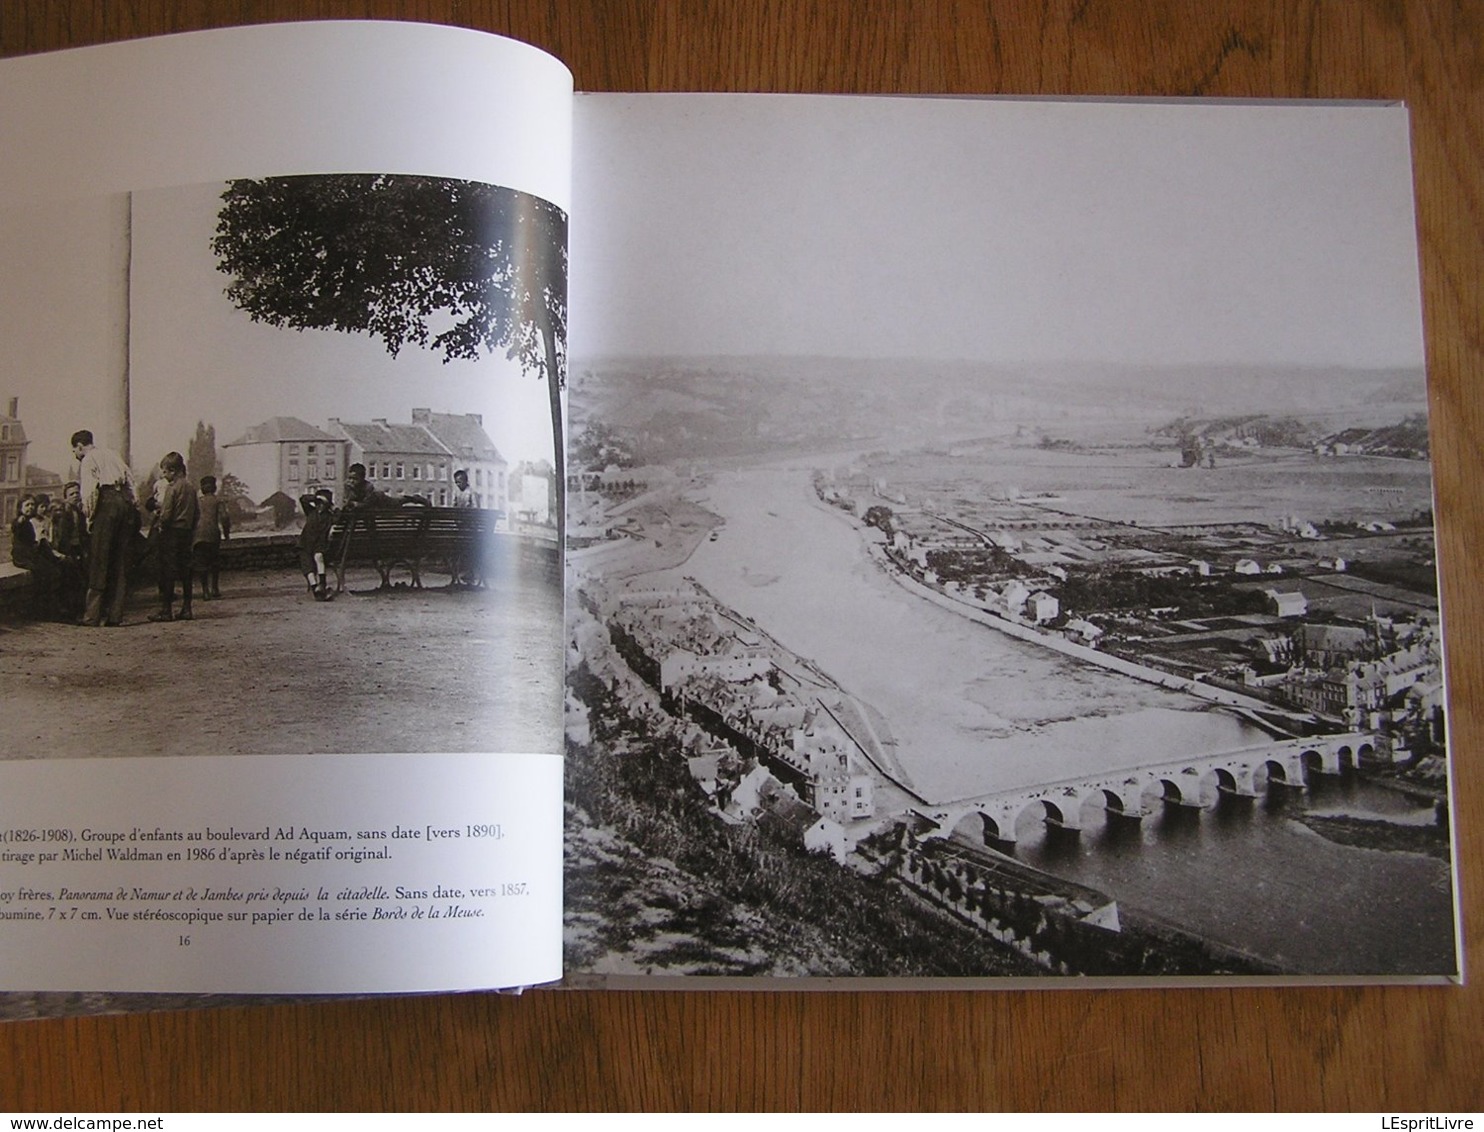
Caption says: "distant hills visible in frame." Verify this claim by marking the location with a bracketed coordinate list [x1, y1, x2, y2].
[569, 356, 1428, 466]
[1153, 413, 1431, 459]
[1316, 415, 1431, 459]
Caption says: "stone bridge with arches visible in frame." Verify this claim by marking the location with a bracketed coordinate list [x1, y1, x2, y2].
[916, 732, 1377, 845]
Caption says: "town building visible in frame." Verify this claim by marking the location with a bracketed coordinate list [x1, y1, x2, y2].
[1283, 644, 1439, 727]
[998, 579, 1031, 615]
[410, 408, 508, 512]
[783, 710, 875, 822]
[328, 417, 457, 506]
[321, 411, 506, 509]
[512, 466, 553, 524]
[1027, 591, 1059, 623]
[1, 397, 29, 524]
[1263, 588, 1308, 618]
[607, 584, 876, 825]
[220, 417, 348, 507]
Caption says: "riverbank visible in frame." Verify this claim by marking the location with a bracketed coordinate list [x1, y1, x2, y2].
[1294, 812, 1452, 861]
[856, 512, 1279, 715]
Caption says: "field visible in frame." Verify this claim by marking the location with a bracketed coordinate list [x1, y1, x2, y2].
[859, 438, 1435, 530]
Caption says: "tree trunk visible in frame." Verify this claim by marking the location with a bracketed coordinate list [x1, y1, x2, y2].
[541, 314, 565, 549]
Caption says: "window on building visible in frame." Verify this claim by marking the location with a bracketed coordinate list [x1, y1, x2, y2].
[395, 463, 404, 480]
[307, 460, 318, 478]
[475, 493, 483, 508]
[307, 444, 317, 455]
[475, 469, 483, 486]
[438, 465, 448, 481]
[438, 489, 447, 504]
[289, 444, 300, 456]
[497, 471, 505, 492]
[412, 466, 421, 480]
[381, 463, 391, 479]
[324, 464, 336, 480]
[287, 460, 300, 482]
[0, 425, 8, 440]
[4, 454, 16, 482]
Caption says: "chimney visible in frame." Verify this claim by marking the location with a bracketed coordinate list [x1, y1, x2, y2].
[372, 418, 388, 428]
[6, 397, 15, 419]
[411, 408, 431, 424]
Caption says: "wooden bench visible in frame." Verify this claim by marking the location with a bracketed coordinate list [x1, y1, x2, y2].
[325, 505, 504, 593]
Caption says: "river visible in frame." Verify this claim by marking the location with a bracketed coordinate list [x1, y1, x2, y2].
[657, 462, 1458, 976]
[674, 464, 1271, 800]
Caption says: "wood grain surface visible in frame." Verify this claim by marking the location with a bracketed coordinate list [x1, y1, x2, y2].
[2, 0, 1481, 1113]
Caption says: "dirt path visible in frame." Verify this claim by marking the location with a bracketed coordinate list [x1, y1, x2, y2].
[0, 565, 563, 759]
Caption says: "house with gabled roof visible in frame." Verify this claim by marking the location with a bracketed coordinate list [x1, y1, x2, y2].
[327, 417, 454, 505]
[326, 411, 508, 509]
[221, 416, 348, 506]
[411, 408, 509, 513]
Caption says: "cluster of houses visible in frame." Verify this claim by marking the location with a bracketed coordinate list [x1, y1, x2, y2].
[222, 409, 511, 513]
[817, 470, 1444, 755]
[594, 582, 876, 855]
[0, 398, 531, 541]
[1247, 617, 1444, 739]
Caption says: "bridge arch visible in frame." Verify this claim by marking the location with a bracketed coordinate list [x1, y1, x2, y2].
[1140, 776, 1202, 809]
[1077, 786, 1138, 820]
[1254, 758, 1298, 799]
[1211, 767, 1241, 795]
[1301, 749, 1325, 784]
[951, 810, 1007, 846]
[1016, 798, 1075, 834]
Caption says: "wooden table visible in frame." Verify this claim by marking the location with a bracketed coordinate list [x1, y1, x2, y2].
[2, 1, 1480, 1112]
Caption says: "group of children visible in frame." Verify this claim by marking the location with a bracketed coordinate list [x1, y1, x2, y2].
[9, 445, 355, 624]
[27, 450, 480, 621]
[153, 453, 339, 612]
[8, 484, 86, 620]
[148, 451, 342, 615]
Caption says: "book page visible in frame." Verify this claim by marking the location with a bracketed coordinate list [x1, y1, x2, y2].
[565, 93, 1460, 984]
[0, 22, 571, 1000]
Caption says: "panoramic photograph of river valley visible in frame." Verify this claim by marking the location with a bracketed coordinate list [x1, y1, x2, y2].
[562, 95, 1457, 983]
[562, 357, 1458, 982]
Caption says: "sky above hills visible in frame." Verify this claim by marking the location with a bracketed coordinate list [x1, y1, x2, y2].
[574, 95, 1427, 373]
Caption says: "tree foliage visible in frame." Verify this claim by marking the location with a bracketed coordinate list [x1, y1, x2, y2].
[186, 420, 221, 482]
[212, 173, 569, 531]
[863, 505, 894, 536]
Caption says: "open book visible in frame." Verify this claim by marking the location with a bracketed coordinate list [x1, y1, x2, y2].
[0, 22, 1461, 1008]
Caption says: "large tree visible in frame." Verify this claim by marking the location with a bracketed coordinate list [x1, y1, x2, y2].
[212, 173, 568, 536]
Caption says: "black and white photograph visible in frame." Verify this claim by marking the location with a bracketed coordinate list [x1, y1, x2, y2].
[562, 95, 1459, 981]
[0, 173, 568, 761]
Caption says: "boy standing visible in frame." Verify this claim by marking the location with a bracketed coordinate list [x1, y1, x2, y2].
[148, 451, 198, 623]
[193, 475, 231, 599]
